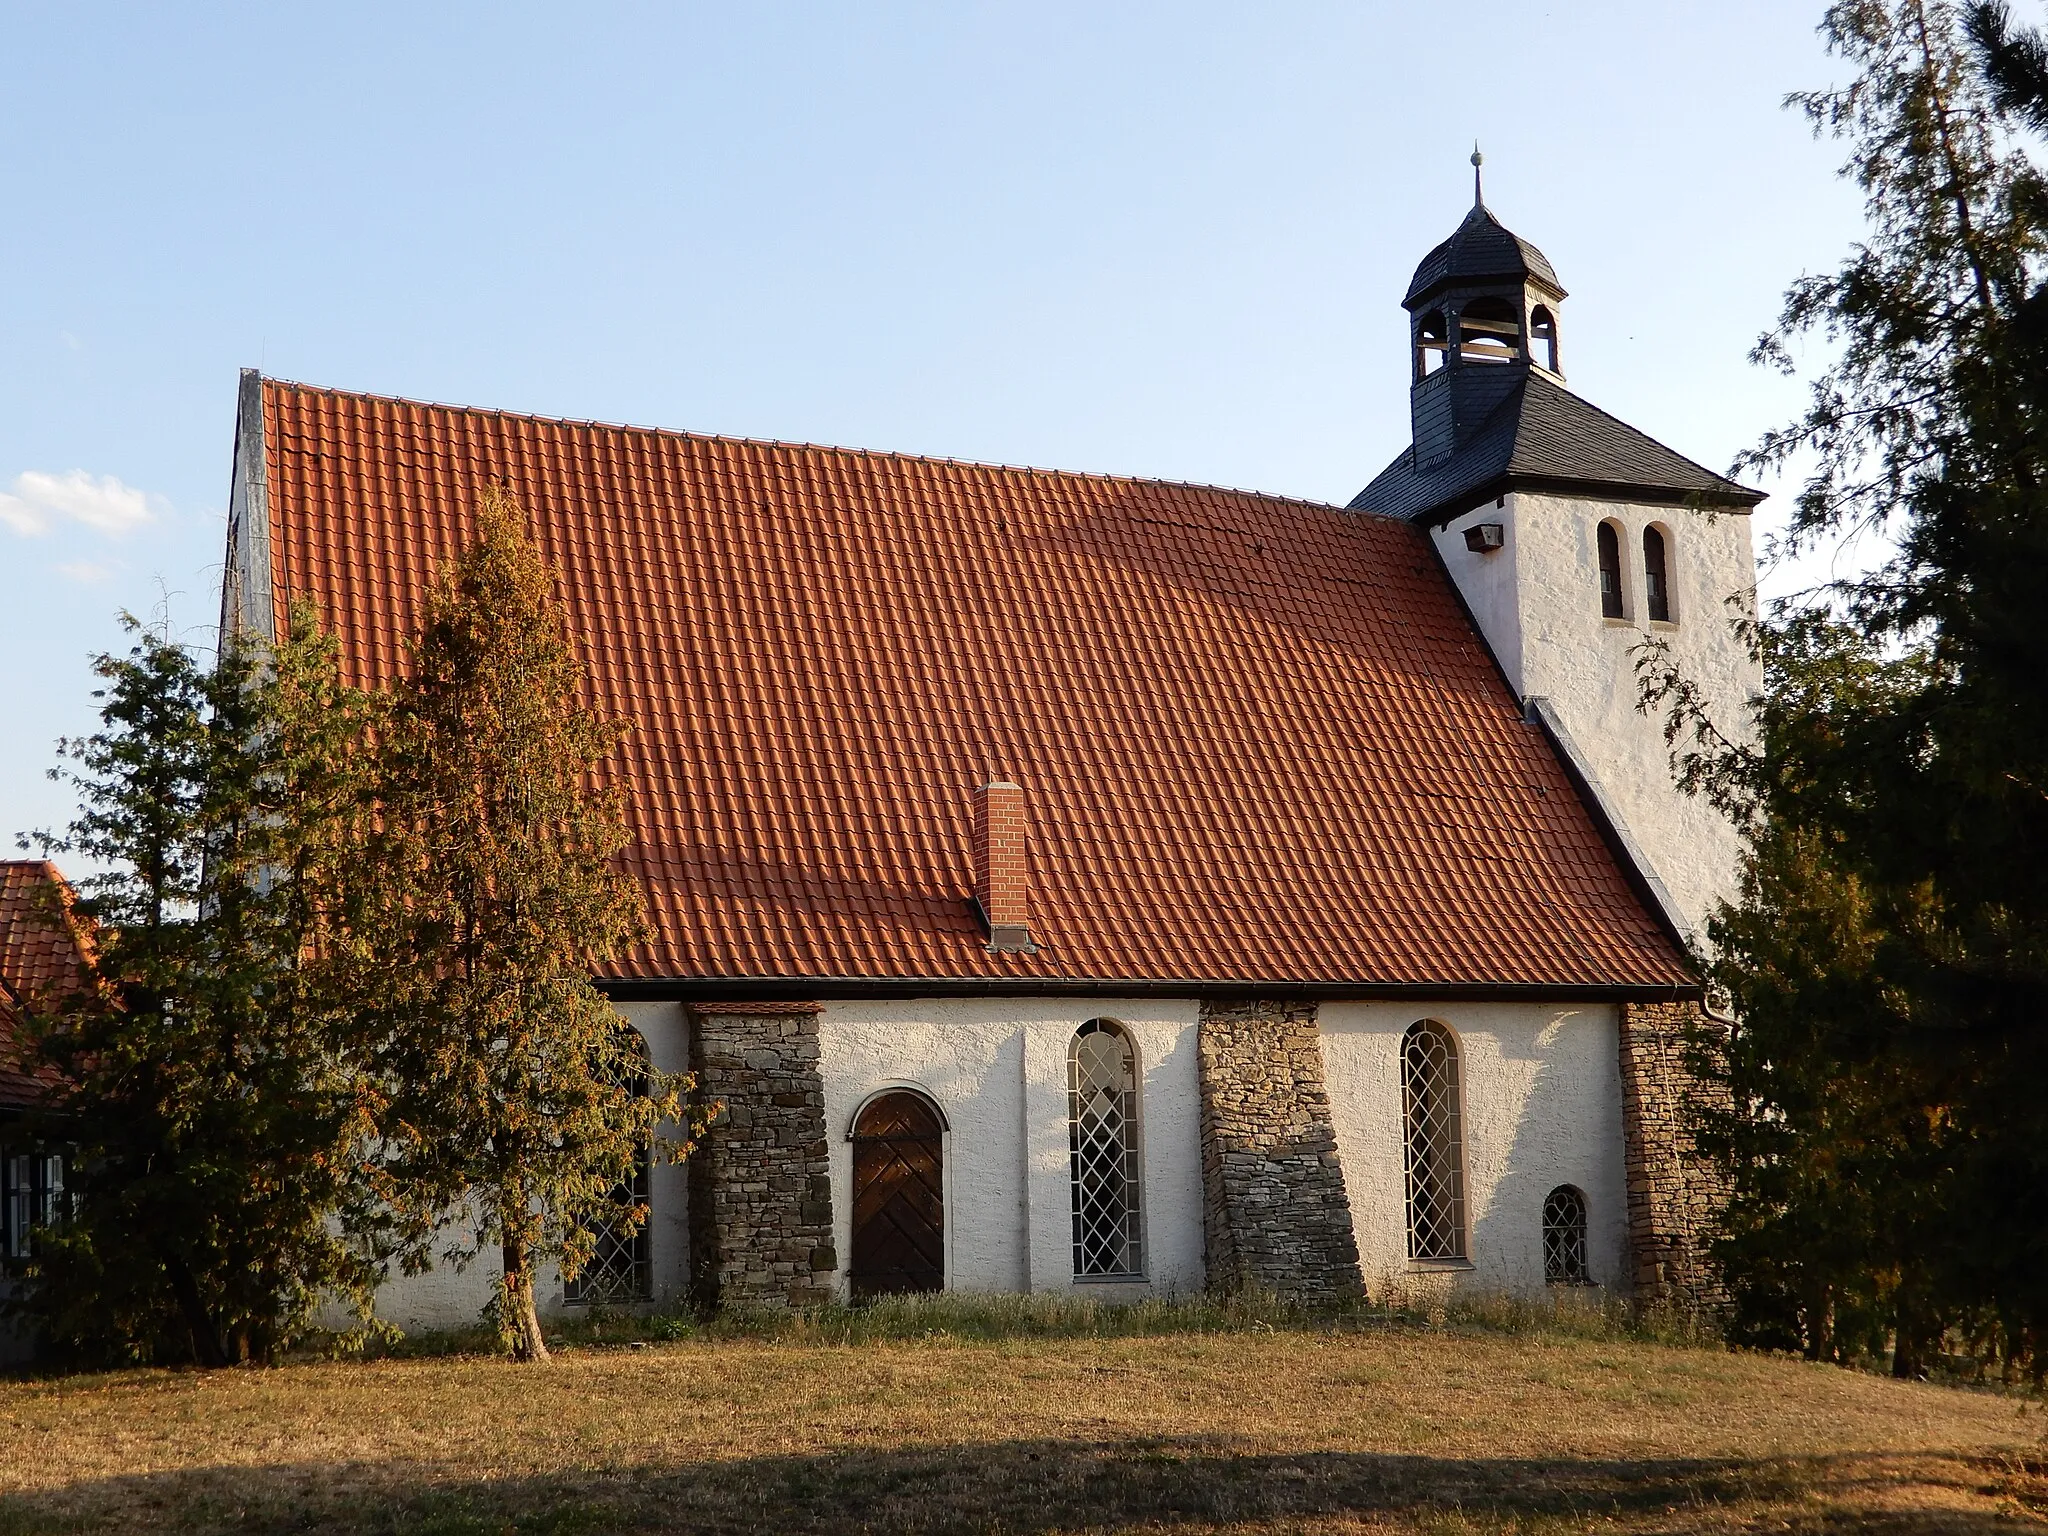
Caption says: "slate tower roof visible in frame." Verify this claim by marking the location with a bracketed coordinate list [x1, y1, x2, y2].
[1361, 170, 1762, 526]
[1404, 201, 1564, 309]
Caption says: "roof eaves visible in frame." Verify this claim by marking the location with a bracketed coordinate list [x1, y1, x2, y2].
[1411, 471, 1765, 530]
[597, 975, 1701, 1003]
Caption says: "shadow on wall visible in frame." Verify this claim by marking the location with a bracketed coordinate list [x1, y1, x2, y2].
[0, 1438, 2012, 1535]
[1467, 1008, 1623, 1296]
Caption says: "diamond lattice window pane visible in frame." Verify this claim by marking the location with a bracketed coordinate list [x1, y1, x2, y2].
[1402, 1022, 1467, 1261]
[1069, 1020, 1143, 1277]
[566, 1153, 652, 1305]
[567, 1030, 655, 1306]
[1542, 1185, 1589, 1284]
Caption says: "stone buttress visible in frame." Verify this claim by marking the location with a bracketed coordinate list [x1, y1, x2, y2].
[1196, 1000, 1364, 1303]
[1618, 1000, 1730, 1305]
[686, 1001, 836, 1309]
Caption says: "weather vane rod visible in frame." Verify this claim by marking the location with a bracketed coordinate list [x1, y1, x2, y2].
[1472, 143, 1484, 208]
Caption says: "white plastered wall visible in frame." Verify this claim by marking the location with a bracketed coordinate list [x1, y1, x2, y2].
[1320, 1001, 1627, 1296]
[347, 1000, 692, 1335]
[1431, 492, 1759, 940]
[818, 998, 1205, 1299]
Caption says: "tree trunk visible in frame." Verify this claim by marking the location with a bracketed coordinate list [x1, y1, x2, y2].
[157, 1246, 230, 1369]
[1892, 1306, 1936, 1379]
[501, 1235, 551, 1363]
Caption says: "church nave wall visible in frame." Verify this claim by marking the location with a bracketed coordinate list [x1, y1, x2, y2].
[816, 999, 1207, 1301]
[1319, 1001, 1630, 1297]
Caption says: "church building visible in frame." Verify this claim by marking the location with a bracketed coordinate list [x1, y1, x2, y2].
[220, 177, 1761, 1329]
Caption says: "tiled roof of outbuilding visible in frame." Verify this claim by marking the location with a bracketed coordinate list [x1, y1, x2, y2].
[0, 861, 88, 1110]
[253, 378, 1693, 994]
[1350, 371, 1764, 525]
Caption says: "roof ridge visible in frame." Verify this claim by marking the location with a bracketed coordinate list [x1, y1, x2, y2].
[259, 375, 1349, 515]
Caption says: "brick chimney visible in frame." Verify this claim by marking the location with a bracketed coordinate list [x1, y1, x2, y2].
[972, 781, 1033, 953]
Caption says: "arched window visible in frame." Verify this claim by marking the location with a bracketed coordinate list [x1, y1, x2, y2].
[1597, 520, 1625, 619]
[1457, 296, 1521, 365]
[1643, 526, 1672, 623]
[1530, 305, 1559, 373]
[566, 1027, 652, 1305]
[1401, 1021, 1466, 1262]
[1069, 1019, 1143, 1278]
[1415, 310, 1449, 378]
[1542, 1185, 1589, 1284]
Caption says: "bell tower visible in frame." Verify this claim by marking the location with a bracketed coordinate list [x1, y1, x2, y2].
[1406, 151, 1568, 466]
[1352, 162, 1764, 947]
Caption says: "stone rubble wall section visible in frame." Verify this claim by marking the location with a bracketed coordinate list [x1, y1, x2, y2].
[1197, 1000, 1364, 1303]
[686, 1002, 836, 1311]
[1618, 999, 1731, 1306]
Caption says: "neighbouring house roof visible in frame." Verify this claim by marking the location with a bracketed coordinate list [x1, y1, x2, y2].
[237, 375, 1694, 996]
[1351, 371, 1764, 526]
[0, 861, 88, 1111]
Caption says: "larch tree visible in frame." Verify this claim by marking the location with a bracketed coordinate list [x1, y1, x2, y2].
[358, 486, 697, 1362]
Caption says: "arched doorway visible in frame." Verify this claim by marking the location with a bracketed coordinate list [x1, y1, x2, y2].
[850, 1090, 944, 1299]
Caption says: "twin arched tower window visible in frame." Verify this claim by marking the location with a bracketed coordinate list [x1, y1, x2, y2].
[1642, 527, 1671, 622]
[1596, 521, 1675, 623]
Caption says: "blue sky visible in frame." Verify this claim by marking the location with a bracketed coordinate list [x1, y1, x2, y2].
[0, 2, 1864, 853]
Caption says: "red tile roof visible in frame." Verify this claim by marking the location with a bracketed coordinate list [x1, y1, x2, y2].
[254, 378, 1692, 994]
[0, 861, 88, 1109]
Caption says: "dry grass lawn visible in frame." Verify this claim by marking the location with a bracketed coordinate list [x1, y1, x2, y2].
[0, 1319, 2043, 1534]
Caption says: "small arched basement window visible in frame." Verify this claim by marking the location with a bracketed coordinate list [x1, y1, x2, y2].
[566, 1027, 653, 1305]
[1401, 1021, 1467, 1262]
[1069, 1019, 1143, 1278]
[1597, 520, 1625, 619]
[1643, 525, 1672, 623]
[1530, 305, 1559, 372]
[1457, 296, 1521, 365]
[1542, 1185, 1590, 1284]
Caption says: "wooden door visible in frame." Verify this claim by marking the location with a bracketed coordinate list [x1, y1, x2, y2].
[850, 1091, 944, 1299]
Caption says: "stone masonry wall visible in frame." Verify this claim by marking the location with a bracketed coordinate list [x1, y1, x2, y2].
[1618, 1000, 1731, 1306]
[687, 1002, 835, 1310]
[1197, 1000, 1364, 1303]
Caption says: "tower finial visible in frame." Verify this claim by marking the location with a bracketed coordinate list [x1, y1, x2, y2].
[1471, 143, 1484, 208]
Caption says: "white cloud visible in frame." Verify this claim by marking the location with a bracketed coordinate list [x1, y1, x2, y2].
[0, 470, 154, 537]
[0, 493, 43, 535]
[56, 560, 113, 584]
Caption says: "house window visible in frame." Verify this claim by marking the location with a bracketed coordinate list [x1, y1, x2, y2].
[1543, 1185, 1590, 1284]
[1597, 521, 1625, 619]
[2, 1150, 64, 1260]
[1069, 1019, 1143, 1278]
[565, 1030, 652, 1305]
[1643, 526, 1672, 622]
[1402, 1021, 1466, 1262]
